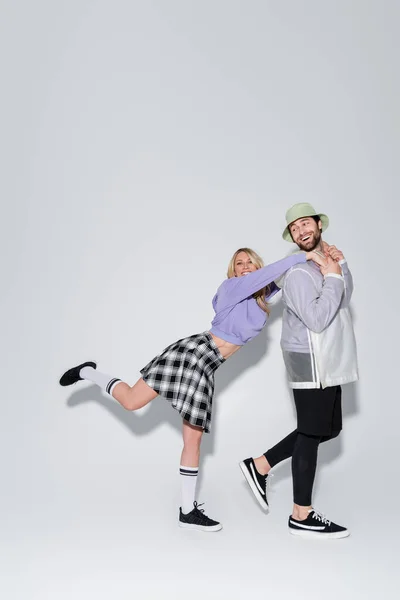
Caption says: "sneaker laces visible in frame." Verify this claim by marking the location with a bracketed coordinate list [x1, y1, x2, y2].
[192, 501, 215, 523]
[311, 509, 331, 526]
[193, 501, 206, 515]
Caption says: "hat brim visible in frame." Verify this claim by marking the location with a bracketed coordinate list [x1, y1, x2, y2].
[282, 214, 329, 242]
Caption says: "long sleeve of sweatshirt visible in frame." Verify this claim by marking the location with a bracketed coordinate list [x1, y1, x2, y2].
[339, 260, 353, 305]
[284, 268, 345, 333]
[213, 253, 307, 311]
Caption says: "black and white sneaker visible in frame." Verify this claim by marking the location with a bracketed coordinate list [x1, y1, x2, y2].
[239, 458, 269, 511]
[288, 509, 350, 539]
[179, 502, 222, 532]
[59, 361, 97, 386]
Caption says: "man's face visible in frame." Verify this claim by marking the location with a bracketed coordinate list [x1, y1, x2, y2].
[289, 217, 322, 251]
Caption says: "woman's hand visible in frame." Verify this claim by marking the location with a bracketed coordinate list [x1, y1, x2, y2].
[305, 250, 328, 267]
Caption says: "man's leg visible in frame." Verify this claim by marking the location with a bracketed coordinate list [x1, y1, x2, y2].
[288, 386, 349, 538]
[239, 430, 299, 509]
[291, 432, 320, 519]
[240, 386, 343, 512]
[254, 430, 298, 475]
[253, 428, 339, 475]
[240, 426, 340, 510]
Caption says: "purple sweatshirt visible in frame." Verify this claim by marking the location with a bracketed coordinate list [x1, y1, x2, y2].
[209, 253, 307, 345]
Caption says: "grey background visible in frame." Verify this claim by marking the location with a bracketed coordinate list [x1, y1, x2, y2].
[1, 1, 399, 598]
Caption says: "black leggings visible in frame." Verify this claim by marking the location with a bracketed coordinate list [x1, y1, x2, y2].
[264, 430, 340, 506]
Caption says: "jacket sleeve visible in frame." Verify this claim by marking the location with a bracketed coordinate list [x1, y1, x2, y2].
[284, 268, 345, 333]
[216, 253, 307, 310]
[339, 260, 354, 305]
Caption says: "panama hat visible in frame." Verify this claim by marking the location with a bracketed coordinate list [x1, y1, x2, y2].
[282, 203, 329, 242]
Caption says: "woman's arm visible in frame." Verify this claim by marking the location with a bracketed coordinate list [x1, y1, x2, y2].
[216, 253, 308, 309]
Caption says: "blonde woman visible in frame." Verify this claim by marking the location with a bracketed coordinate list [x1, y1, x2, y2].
[59, 247, 324, 531]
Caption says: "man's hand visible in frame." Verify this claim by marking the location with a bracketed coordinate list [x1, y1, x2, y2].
[321, 241, 344, 263]
[320, 256, 343, 277]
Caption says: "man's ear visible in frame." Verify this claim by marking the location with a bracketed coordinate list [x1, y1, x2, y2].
[318, 219, 322, 232]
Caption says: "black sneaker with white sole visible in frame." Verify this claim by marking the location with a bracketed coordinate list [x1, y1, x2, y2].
[239, 457, 269, 511]
[289, 509, 350, 539]
[59, 361, 97, 386]
[179, 502, 222, 532]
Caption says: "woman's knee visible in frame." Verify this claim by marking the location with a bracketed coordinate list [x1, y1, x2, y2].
[121, 398, 134, 411]
[120, 381, 156, 411]
[119, 388, 138, 411]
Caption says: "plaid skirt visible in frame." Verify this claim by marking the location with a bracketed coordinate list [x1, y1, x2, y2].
[140, 332, 225, 433]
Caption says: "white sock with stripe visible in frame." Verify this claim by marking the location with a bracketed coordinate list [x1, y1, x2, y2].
[80, 366, 122, 396]
[180, 465, 198, 514]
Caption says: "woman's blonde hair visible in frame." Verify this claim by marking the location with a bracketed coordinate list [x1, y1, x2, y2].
[227, 247, 271, 315]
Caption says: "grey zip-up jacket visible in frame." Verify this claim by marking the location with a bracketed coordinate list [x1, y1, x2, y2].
[279, 259, 358, 389]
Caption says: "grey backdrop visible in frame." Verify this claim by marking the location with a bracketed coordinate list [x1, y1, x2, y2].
[1, 1, 399, 599]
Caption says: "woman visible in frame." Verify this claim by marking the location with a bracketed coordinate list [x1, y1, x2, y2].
[59, 247, 324, 532]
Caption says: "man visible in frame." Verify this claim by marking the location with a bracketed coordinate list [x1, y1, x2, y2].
[240, 203, 358, 539]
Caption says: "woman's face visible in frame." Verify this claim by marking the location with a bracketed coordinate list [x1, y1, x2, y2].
[234, 251, 258, 277]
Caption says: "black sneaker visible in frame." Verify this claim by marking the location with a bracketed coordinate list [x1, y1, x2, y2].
[239, 458, 269, 511]
[288, 509, 350, 539]
[179, 502, 222, 532]
[59, 361, 97, 386]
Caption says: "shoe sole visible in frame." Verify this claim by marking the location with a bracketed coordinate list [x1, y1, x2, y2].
[289, 528, 350, 539]
[239, 461, 269, 512]
[179, 522, 222, 532]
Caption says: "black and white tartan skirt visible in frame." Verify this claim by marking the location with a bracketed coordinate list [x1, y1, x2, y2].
[140, 332, 225, 433]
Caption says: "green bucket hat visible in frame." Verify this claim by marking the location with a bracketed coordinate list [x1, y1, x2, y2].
[282, 202, 329, 242]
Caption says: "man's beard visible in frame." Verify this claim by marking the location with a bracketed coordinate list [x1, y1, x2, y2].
[296, 229, 322, 251]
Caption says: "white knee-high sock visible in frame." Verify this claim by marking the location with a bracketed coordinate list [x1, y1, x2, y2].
[180, 465, 199, 514]
[80, 366, 122, 396]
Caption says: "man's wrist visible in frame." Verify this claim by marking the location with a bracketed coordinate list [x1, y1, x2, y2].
[324, 273, 344, 281]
